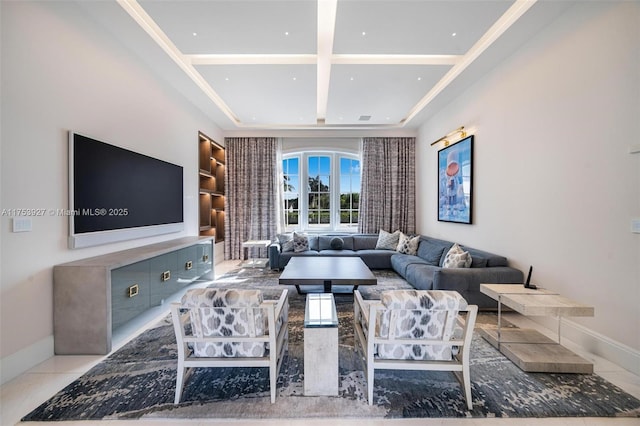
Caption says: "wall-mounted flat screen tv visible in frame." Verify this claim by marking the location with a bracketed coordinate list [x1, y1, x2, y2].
[68, 132, 184, 249]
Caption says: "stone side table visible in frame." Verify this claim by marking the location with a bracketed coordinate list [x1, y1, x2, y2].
[303, 293, 339, 396]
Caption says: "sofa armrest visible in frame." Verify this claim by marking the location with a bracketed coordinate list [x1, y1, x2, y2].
[268, 242, 281, 270]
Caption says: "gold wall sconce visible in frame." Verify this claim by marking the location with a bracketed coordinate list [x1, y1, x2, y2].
[430, 126, 467, 147]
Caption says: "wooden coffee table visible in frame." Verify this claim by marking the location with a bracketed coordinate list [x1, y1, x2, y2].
[278, 257, 377, 294]
[480, 284, 595, 374]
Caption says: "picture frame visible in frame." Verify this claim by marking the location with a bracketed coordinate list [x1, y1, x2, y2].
[437, 135, 473, 224]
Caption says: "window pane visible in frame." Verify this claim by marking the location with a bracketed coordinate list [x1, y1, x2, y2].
[308, 156, 319, 176]
[338, 156, 360, 228]
[319, 156, 330, 175]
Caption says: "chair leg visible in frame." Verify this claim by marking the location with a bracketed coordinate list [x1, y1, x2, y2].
[367, 363, 374, 405]
[452, 368, 473, 410]
[461, 364, 472, 410]
[269, 365, 277, 403]
[174, 366, 187, 404]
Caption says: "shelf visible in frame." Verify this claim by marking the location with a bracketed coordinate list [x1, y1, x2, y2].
[198, 132, 225, 242]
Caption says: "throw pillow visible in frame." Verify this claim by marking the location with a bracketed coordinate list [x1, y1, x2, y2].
[277, 233, 294, 252]
[293, 232, 310, 253]
[442, 243, 472, 268]
[396, 232, 420, 255]
[330, 237, 344, 250]
[375, 229, 400, 250]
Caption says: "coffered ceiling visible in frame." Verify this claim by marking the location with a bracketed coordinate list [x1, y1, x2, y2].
[79, 0, 574, 131]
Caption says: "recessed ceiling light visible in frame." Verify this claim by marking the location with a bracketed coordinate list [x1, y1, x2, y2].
[350, 77, 354, 81]
[285, 31, 289, 36]
[225, 77, 229, 81]
[192, 32, 198, 37]
[417, 77, 422, 81]
[361, 31, 366, 36]
[292, 77, 297, 81]
[452, 32, 457, 37]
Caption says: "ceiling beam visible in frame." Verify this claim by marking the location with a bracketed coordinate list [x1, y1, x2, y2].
[316, 0, 338, 124]
[189, 54, 317, 65]
[402, 0, 538, 126]
[116, 0, 240, 125]
[332, 54, 460, 65]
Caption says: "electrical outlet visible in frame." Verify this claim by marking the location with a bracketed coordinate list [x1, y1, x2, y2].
[632, 219, 640, 234]
[12, 217, 32, 232]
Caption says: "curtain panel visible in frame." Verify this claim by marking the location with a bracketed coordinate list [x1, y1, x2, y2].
[224, 137, 282, 260]
[358, 137, 416, 234]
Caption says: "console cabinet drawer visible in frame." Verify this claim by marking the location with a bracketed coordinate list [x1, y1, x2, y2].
[149, 252, 179, 306]
[197, 241, 213, 278]
[177, 246, 199, 283]
[111, 261, 150, 329]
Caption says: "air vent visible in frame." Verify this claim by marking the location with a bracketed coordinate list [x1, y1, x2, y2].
[358, 115, 371, 121]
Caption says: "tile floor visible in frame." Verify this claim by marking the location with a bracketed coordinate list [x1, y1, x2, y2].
[2, 260, 639, 426]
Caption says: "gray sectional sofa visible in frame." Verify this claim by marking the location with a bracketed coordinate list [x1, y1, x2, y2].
[268, 233, 524, 309]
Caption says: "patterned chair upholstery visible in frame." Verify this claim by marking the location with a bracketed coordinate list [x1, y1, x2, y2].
[171, 288, 289, 404]
[354, 289, 477, 410]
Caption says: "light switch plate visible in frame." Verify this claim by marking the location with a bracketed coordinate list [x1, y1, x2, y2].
[12, 217, 32, 232]
[632, 218, 640, 234]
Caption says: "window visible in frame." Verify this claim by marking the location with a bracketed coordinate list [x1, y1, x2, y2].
[283, 157, 299, 227]
[282, 152, 360, 231]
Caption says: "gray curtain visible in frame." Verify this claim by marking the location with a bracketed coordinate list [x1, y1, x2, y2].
[224, 137, 281, 260]
[358, 137, 416, 234]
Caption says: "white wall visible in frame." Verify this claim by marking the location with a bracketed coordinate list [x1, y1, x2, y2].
[417, 2, 640, 366]
[0, 1, 222, 383]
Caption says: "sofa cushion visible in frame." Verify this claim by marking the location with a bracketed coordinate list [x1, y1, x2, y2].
[353, 234, 378, 250]
[443, 243, 472, 268]
[375, 229, 400, 250]
[391, 253, 430, 279]
[293, 232, 310, 252]
[357, 249, 395, 269]
[277, 233, 294, 252]
[462, 246, 507, 267]
[318, 249, 358, 257]
[308, 235, 319, 251]
[416, 238, 452, 266]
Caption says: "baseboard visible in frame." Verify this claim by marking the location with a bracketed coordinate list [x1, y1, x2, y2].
[1, 335, 54, 385]
[532, 316, 640, 376]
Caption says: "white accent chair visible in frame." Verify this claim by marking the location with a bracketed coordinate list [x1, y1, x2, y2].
[171, 288, 289, 404]
[353, 289, 477, 410]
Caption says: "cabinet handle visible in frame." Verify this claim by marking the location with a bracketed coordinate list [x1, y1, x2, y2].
[128, 284, 139, 298]
[161, 270, 171, 282]
[185, 261, 193, 270]
[202, 254, 209, 262]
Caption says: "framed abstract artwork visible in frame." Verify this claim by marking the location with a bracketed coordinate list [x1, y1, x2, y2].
[437, 135, 473, 224]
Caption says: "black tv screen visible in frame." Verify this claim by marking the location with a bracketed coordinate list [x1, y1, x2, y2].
[69, 132, 184, 248]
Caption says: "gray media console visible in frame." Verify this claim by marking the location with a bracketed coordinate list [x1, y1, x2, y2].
[53, 236, 214, 355]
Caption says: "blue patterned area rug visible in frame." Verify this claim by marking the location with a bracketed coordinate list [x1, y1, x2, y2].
[23, 268, 640, 421]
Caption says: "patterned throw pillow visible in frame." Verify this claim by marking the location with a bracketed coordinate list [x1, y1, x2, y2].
[375, 229, 400, 250]
[442, 243, 472, 268]
[396, 232, 420, 255]
[277, 233, 294, 252]
[293, 232, 310, 253]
